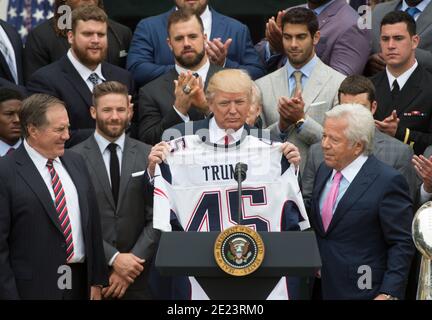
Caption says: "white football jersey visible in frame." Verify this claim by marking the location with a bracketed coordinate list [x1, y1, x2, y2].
[153, 134, 310, 299]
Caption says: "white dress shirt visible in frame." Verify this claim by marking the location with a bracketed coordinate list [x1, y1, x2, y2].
[386, 60, 418, 91]
[67, 49, 106, 92]
[93, 131, 125, 185]
[0, 138, 21, 157]
[208, 117, 244, 144]
[93, 131, 126, 265]
[24, 139, 86, 263]
[174, 59, 211, 122]
[400, 0, 431, 21]
[0, 24, 18, 84]
[319, 154, 368, 214]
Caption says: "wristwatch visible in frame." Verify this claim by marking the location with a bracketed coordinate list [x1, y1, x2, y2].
[295, 118, 305, 129]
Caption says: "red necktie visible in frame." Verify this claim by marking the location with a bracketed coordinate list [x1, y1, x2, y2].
[46, 159, 75, 262]
[224, 135, 229, 145]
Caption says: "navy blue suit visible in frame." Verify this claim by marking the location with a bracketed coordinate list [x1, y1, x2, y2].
[127, 7, 265, 87]
[26, 56, 135, 147]
[0, 20, 23, 85]
[309, 155, 415, 299]
[0, 146, 108, 299]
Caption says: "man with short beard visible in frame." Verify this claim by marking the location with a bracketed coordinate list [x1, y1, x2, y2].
[255, 0, 370, 75]
[24, 0, 132, 80]
[26, 5, 134, 147]
[72, 81, 159, 299]
[127, 0, 264, 87]
[138, 11, 222, 145]
[255, 8, 345, 173]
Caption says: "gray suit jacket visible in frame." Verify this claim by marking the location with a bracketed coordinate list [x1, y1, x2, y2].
[302, 129, 419, 207]
[255, 57, 345, 172]
[371, 0, 432, 71]
[72, 135, 160, 298]
[255, 0, 370, 75]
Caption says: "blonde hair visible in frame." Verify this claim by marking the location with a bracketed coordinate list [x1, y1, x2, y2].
[205, 69, 253, 102]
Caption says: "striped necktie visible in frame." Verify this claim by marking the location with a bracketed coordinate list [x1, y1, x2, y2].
[46, 159, 75, 262]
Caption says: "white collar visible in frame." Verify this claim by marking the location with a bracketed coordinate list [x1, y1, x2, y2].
[93, 131, 125, 154]
[175, 59, 210, 83]
[200, 5, 212, 37]
[209, 117, 244, 144]
[24, 139, 61, 171]
[386, 60, 418, 91]
[67, 49, 105, 83]
[401, 0, 431, 12]
[331, 154, 368, 183]
[0, 138, 21, 157]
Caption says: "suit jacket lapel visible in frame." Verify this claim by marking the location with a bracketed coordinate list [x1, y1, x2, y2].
[372, 129, 387, 159]
[61, 56, 93, 107]
[395, 66, 422, 115]
[209, 8, 224, 40]
[117, 137, 137, 210]
[15, 146, 63, 234]
[82, 136, 115, 210]
[317, 0, 341, 30]
[326, 156, 378, 234]
[312, 165, 332, 237]
[272, 67, 289, 102]
[303, 59, 328, 110]
[416, 2, 432, 36]
[375, 72, 393, 119]
[60, 154, 90, 230]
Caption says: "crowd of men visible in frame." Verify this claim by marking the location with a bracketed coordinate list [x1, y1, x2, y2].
[1, 0, 432, 300]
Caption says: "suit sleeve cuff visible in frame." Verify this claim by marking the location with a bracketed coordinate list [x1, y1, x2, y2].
[173, 105, 190, 122]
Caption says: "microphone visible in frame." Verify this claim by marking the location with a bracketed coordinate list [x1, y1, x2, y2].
[234, 162, 248, 225]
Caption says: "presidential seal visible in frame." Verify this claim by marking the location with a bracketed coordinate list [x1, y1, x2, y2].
[214, 225, 265, 276]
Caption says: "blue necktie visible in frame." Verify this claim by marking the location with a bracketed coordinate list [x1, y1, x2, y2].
[405, 6, 420, 18]
[88, 73, 100, 89]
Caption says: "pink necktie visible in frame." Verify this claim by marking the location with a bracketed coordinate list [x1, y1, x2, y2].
[321, 171, 343, 232]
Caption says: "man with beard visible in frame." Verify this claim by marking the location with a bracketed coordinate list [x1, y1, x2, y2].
[26, 5, 134, 147]
[127, 0, 264, 87]
[138, 11, 222, 145]
[72, 81, 160, 299]
[255, 0, 370, 76]
[24, 0, 132, 80]
[255, 7, 345, 173]
[366, 0, 432, 75]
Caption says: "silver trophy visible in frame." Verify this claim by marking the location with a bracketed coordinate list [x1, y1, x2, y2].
[412, 201, 432, 300]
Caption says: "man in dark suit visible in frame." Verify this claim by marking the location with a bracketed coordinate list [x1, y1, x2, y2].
[138, 11, 222, 146]
[309, 103, 414, 299]
[24, 0, 132, 81]
[366, 0, 432, 75]
[372, 11, 432, 155]
[0, 88, 23, 156]
[0, 94, 108, 299]
[127, 0, 265, 87]
[26, 5, 134, 147]
[72, 81, 160, 299]
[148, 68, 303, 299]
[0, 19, 23, 85]
[302, 75, 418, 204]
